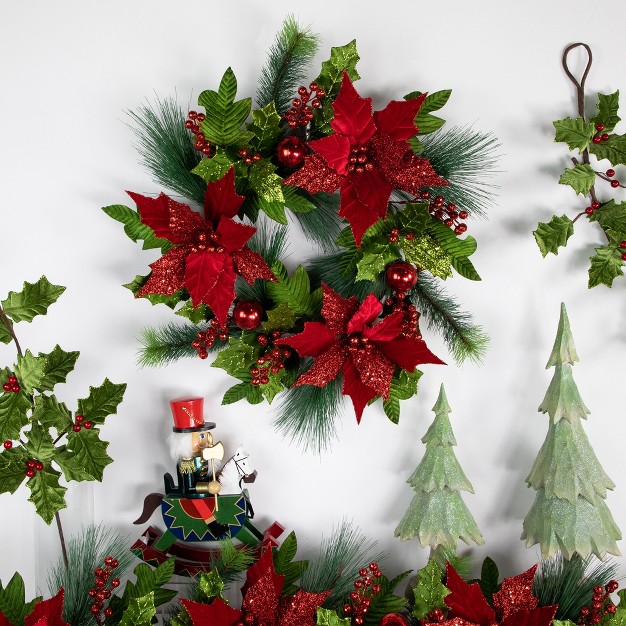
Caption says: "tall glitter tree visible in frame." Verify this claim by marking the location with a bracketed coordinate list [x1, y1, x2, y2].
[394, 384, 483, 557]
[521, 303, 621, 560]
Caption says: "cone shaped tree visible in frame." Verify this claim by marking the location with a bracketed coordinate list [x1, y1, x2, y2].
[521, 303, 621, 560]
[394, 384, 484, 554]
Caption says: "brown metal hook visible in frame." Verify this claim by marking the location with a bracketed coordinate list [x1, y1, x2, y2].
[562, 42, 593, 118]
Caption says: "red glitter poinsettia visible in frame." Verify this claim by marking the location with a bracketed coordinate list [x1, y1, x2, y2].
[285, 72, 448, 246]
[429, 563, 557, 626]
[181, 548, 330, 626]
[0, 588, 69, 626]
[128, 168, 276, 325]
[275, 284, 444, 421]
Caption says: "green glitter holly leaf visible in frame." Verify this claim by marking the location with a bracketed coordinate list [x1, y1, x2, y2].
[262, 302, 297, 333]
[248, 102, 282, 153]
[199, 67, 254, 149]
[119, 592, 157, 626]
[552, 621, 577, 626]
[592, 91, 621, 133]
[316, 608, 351, 626]
[249, 159, 285, 201]
[383, 369, 422, 424]
[175, 301, 209, 325]
[425, 220, 480, 281]
[356, 242, 400, 282]
[554, 117, 595, 151]
[76, 379, 127, 426]
[413, 559, 449, 620]
[102, 205, 173, 252]
[192, 150, 234, 183]
[589, 133, 626, 166]
[402, 234, 452, 279]
[26, 466, 67, 524]
[56, 428, 113, 482]
[559, 163, 596, 196]
[1, 277, 65, 324]
[588, 245, 624, 288]
[533, 215, 575, 257]
[589, 200, 626, 233]
[36, 345, 80, 392]
[398, 202, 431, 236]
[212, 336, 255, 380]
[197, 570, 225, 603]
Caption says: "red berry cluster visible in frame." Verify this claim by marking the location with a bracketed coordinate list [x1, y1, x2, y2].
[384, 292, 421, 340]
[343, 562, 383, 625]
[427, 607, 445, 623]
[283, 82, 325, 128]
[250, 332, 291, 386]
[620, 239, 626, 261]
[426, 194, 468, 235]
[592, 123, 611, 145]
[72, 414, 93, 432]
[604, 168, 622, 188]
[584, 201, 601, 215]
[25, 459, 44, 478]
[388, 228, 417, 244]
[185, 111, 211, 155]
[237, 148, 262, 165]
[192, 319, 229, 359]
[2, 374, 20, 393]
[89, 556, 120, 625]
[578, 580, 618, 625]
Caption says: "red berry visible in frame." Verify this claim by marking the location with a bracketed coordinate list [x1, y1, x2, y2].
[90, 605, 100, 614]
[621, 253, 626, 261]
[73, 424, 81, 432]
[26, 469, 35, 478]
[188, 111, 197, 120]
[83, 421, 93, 429]
[111, 578, 120, 587]
[104, 608, 113, 617]
[369, 562, 379, 570]
[2, 383, 10, 392]
[585, 206, 594, 214]
[611, 180, 620, 188]
[184, 120, 193, 129]
[607, 604, 617, 614]
[11, 384, 19, 393]
[607, 169, 616, 177]
[596, 123, 605, 131]
[35, 462, 43, 471]
[27, 460, 35, 469]
[602, 133, 610, 141]
[592, 135, 602, 144]
[110, 558, 119, 568]
[75, 415, 84, 423]
[8, 376, 17, 384]
[592, 201, 600, 209]
[3, 440, 12, 449]
[620, 241, 626, 249]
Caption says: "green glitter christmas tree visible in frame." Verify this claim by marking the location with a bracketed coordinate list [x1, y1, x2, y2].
[521, 303, 621, 560]
[394, 384, 484, 555]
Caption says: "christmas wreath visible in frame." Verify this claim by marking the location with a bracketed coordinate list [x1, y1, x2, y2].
[104, 16, 497, 449]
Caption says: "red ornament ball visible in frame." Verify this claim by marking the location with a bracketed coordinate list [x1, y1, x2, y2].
[276, 136, 306, 169]
[233, 301, 264, 330]
[385, 261, 418, 292]
[379, 614, 409, 626]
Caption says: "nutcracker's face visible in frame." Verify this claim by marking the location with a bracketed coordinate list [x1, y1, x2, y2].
[190, 430, 212, 455]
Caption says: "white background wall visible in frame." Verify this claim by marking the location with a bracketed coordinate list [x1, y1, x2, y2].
[1, 0, 625, 600]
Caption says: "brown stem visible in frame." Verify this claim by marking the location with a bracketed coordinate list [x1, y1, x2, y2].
[0, 306, 23, 358]
[55, 511, 69, 568]
[572, 211, 586, 223]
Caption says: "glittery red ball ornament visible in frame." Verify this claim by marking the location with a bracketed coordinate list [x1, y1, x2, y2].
[379, 614, 409, 626]
[276, 136, 306, 169]
[233, 300, 264, 330]
[385, 261, 418, 292]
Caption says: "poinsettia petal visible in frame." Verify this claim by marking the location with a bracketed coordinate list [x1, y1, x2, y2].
[332, 72, 376, 145]
[203, 167, 245, 224]
[284, 152, 343, 194]
[363, 311, 404, 342]
[308, 134, 352, 175]
[243, 569, 282, 623]
[338, 178, 385, 248]
[276, 589, 332, 626]
[342, 358, 378, 423]
[25, 588, 69, 626]
[445, 562, 496, 624]
[321, 284, 359, 334]
[501, 605, 558, 626]
[242, 546, 284, 598]
[215, 217, 256, 252]
[294, 343, 349, 387]
[492, 564, 538, 621]
[231, 247, 277, 284]
[375, 335, 445, 371]
[373, 94, 426, 141]
[181, 598, 242, 626]
[168, 197, 207, 242]
[203, 257, 237, 326]
[137, 246, 189, 297]
[0, 614, 12, 626]
[351, 164, 393, 220]
[184, 250, 227, 307]
[276, 322, 338, 357]
[351, 345, 395, 398]
[347, 293, 383, 334]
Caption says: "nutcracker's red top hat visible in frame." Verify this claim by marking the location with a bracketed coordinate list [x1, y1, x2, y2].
[170, 397, 215, 433]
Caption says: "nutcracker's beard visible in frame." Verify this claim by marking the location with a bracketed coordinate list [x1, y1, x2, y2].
[169, 432, 194, 461]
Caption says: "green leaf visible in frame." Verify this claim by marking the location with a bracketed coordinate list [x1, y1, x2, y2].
[413, 559, 449, 620]
[260, 374, 285, 404]
[254, 195, 288, 224]
[0, 390, 31, 441]
[415, 112, 446, 135]
[383, 369, 422, 424]
[0, 324, 12, 345]
[56, 428, 112, 482]
[533, 214, 575, 257]
[197, 570, 225, 602]
[554, 117, 595, 151]
[249, 159, 285, 203]
[262, 302, 297, 333]
[356, 243, 400, 282]
[0, 572, 39, 626]
[248, 102, 282, 152]
[245, 384, 264, 404]
[26, 466, 67, 524]
[212, 336, 255, 379]
[425, 221, 481, 281]
[119, 592, 157, 626]
[222, 382, 253, 405]
[314, 39, 360, 97]
[588, 246, 624, 288]
[316, 608, 351, 626]
[283, 185, 315, 213]
[476, 556, 500, 602]
[593, 90, 620, 133]
[589, 133, 626, 166]
[123, 274, 184, 309]
[24, 424, 56, 463]
[0, 448, 28, 494]
[31, 394, 72, 432]
[590, 200, 626, 232]
[419, 89, 452, 114]
[14, 350, 46, 395]
[199, 67, 254, 149]
[191, 150, 234, 183]
[266, 265, 314, 316]
[367, 572, 410, 624]
[398, 202, 431, 235]
[175, 300, 209, 324]
[102, 205, 172, 251]
[272, 530, 308, 596]
[402, 235, 452, 279]
[36, 345, 79, 392]
[552, 622, 577, 626]
[77, 379, 127, 425]
[559, 163, 596, 195]
[1, 276, 65, 323]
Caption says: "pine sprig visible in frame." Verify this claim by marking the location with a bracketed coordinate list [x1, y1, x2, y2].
[127, 97, 206, 205]
[137, 322, 214, 367]
[294, 192, 344, 253]
[410, 273, 488, 364]
[256, 15, 320, 115]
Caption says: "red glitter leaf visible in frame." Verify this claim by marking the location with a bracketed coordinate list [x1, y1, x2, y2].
[25, 589, 69, 626]
[351, 345, 395, 398]
[184, 250, 228, 308]
[128, 191, 195, 244]
[215, 217, 256, 252]
[181, 597, 242, 626]
[276, 589, 332, 626]
[231, 247, 277, 284]
[347, 293, 383, 334]
[203, 167, 245, 224]
[445, 563, 496, 625]
[320, 284, 358, 334]
[309, 134, 351, 175]
[203, 257, 237, 326]
[373, 94, 426, 141]
[331, 72, 376, 145]
[501, 605, 557, 626]
[243, 569, 282, 623]
[294, 343, 349, 387]
[167, 197, 206, 242]
[439, 619, 478, 626]
[276, 322, 338, 358]
[283, 152, 342, 194]
[492, 565, 538, 622]
[375, 335, 445, 371]
[342, 357, 379, 423]
[137, 245, 189, 297]
[363, 311, 404, 342]
[0, 614, 11, 626]
[338, 178, 384, 247]
[242, 542, 284, 597]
